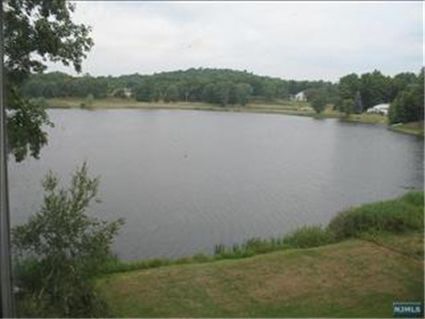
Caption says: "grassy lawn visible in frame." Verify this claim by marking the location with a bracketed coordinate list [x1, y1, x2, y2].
[96, 233, 423, 318]
[360, 232, 424, 260]
[389, 121, 424, 137]
[46, 97, 343, 118]
[342, 113, 388, 125]
[46, 97, 220, 110]
[96, 192, 424, 317]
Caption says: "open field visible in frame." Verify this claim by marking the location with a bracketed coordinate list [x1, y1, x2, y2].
[97, 233, 423, 318]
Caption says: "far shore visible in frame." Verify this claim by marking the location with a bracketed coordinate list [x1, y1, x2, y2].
[46, 97, 337, 116]
[45, 97, 423, 136]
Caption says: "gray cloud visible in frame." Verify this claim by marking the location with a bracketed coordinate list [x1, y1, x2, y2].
[46, 1, 423, 81]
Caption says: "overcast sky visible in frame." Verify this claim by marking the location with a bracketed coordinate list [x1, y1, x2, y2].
[46, 1, 423, 81]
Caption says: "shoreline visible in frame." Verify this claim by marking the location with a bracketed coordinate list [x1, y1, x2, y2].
[96, 191, 424, 317]
[100, 191, 424, 275]
[388, 122, 425, 137]
[45, 97, 423, 136]
[45, 97, 338, 117]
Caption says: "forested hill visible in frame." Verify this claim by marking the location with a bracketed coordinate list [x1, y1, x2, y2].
[20, 68, 338, 105]
[20, 67, 424, 124]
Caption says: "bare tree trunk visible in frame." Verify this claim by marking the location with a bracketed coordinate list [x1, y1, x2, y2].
[0, 0, 16, 316]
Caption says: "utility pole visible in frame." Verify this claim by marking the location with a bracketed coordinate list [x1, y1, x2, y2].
[0, 0, 16, 316]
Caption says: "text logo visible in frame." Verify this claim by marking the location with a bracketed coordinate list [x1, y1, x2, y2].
[393, 302, 423, 318]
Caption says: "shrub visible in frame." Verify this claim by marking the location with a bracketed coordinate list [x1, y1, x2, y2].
[328, 192, 424, 240]
[192, 253, 212, 263]
[100, 257, 174, 274]
[80, 93, 94, 108]
[241, 238, 274, 254]
[213, 229, 335, 260]
[402, 191, 424, 207]
[283, 226, 335, 248]
[13, 163, 124, 317]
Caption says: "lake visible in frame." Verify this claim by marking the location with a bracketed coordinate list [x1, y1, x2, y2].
[8, 109, 424, 260]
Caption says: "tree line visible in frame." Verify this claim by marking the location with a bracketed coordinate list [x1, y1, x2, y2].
[20, 67, 423, 123]
[333, 68, 423, 123]
[21, 68, 337, 105]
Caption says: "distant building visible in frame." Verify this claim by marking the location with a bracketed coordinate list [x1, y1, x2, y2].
[293, 91, 307, 102]
[122, 88, 132, 98]
[112, 88, 132, 98]
[367, 103, 390, 115]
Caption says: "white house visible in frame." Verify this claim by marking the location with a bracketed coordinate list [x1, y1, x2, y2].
[293, 91, 307, 102]
[122, 88, 132, 98]
[367, 103, 390, 115]
[111, 87, 132, 98]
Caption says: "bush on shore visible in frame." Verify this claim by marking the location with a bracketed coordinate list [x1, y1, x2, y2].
[328, 191, 424, 240]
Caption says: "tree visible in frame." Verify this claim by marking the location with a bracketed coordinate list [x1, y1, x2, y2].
[5, 0, 93, 161]
[164, 84, 179, 102]
[389, 69, 424, 124]
[134, 82, 153, 102]
[338, 74, 360, 98]
[12, 163, 124, 317]
[311, 97, 327, 114]
[234, 83, 252, 106]
[341, 99, 355, 116]
[215, 81, 231, 106]
[21, 67, 339, 107]
[201, 83, 216, 103]
[305, 88, 327, 114]
[336, 73, 360, 112]
[353, 91, 363, 114]
[260, 80, 276, 101]
[389, 72, 417, 100]
[359, 70, 391, 109]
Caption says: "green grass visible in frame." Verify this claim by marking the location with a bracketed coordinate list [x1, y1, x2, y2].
[359, 232, 424, 260]
[99, 226, 336, 275]
[43, 97, 342, 119]
[97, 234, 424, 317]
[99, 226, 334, 275]
[214, 226, 335, 259]
[96, 192, 424, 317]
[46, 97, 220, 110]
[46, 97, 344, 119]
[389, 121, 424, 137]
[342, 113, 388, 125]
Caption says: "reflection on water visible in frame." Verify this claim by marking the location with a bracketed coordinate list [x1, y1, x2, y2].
[9, 109, 424, 260]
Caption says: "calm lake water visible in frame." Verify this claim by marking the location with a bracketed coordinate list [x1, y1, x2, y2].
[8, 109, 424, 260]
